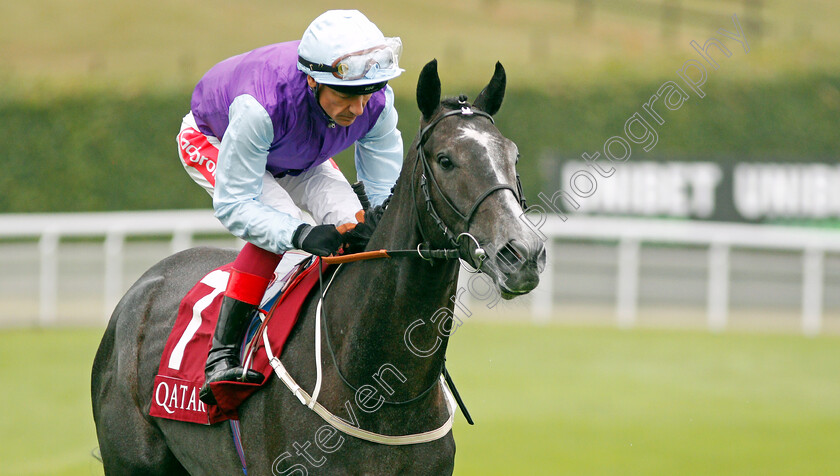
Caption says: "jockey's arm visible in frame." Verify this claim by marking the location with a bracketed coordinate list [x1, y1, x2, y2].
[354, 85, 404, 207]
[212, 94, 306, 254]
[281, 85, 402, 226]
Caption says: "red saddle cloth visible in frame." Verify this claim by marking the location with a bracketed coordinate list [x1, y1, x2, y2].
[149, 257, 323, 424]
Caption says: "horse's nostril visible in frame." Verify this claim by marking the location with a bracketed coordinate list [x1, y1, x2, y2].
[509, 241, 525, 261]
[536, 246, 547, 273]
[494, 240, 546, 275]
[496, 239, 529, 273]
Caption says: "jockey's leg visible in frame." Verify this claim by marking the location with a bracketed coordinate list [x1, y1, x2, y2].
[177, 114, 308, 404]
[199, 243, 281, 404]
[278, 158, 363, 227]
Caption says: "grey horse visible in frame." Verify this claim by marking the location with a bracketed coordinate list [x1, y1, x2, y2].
[92, 59, 545, 475]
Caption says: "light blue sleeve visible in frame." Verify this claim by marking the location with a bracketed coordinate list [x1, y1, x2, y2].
[212, 94, 306, 253]
[354, 85, 404, 206]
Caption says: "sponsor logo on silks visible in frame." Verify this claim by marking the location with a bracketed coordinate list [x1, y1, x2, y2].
[178, 128, 219, 186]
[150, 375, 210, 424]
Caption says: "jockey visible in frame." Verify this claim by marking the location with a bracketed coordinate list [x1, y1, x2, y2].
[176, 10, 404, 405]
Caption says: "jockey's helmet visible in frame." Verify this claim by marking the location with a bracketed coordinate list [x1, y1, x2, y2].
[297, 10, 404, 95]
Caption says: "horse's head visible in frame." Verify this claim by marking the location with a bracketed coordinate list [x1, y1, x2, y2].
[411, 59, 546, 299]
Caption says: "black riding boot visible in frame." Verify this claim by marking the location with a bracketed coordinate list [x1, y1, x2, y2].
[199, 296, 264, 405]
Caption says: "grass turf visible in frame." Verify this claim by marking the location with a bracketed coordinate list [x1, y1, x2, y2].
[0, 328, 103, 476]
[1, 322, 838, 475]
[447, 322, 840, 475]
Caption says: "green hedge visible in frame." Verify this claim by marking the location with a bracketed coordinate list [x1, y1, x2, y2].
[2, 73, 837, 213]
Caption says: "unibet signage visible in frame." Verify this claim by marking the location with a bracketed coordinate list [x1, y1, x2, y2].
[549, 160, 840, 223]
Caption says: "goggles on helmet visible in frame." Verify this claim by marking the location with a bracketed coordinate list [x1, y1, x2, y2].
[300, 37, 402, 81]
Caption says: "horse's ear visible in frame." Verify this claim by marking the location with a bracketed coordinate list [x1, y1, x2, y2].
[474, 61, 506, 116]
[416, 59, 441, 121]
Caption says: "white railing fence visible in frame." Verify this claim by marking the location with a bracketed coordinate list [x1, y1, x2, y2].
[531, 215, 840, 336]
[1, 210, 231, 326]
[1, 210, 839, 335]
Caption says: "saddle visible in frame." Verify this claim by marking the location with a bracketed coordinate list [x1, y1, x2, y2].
[149, 252, 325, 424]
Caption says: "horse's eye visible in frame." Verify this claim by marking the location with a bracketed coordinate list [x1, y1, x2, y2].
[438, 155, 454, 170]
[516, 152, 521, 165]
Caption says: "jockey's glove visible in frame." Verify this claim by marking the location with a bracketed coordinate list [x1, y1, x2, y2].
[342, 205, 384, 254]
[292, 224, 342, 256]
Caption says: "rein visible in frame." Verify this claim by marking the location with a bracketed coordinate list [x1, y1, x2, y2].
[321, 246, 459, 265]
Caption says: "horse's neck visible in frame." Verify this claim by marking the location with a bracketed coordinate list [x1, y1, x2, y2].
[328, 178, 460, 399]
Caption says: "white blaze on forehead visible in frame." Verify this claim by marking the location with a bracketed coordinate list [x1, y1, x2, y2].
[457, 124, 523, 220]
[458, 124, 506, 182]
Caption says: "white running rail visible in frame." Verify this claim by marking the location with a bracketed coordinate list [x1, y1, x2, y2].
[531, 215, 840, 336]
[0, 210, 227, 326]
[1, 210, 839, 335]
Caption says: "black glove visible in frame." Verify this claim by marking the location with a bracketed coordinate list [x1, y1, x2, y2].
[341, 204, 385, 254]
[292, 224, 342, 256]
[342, 222, 374, 254]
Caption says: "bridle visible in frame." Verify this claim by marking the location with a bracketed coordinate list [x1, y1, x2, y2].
[412, 96, 527, 270]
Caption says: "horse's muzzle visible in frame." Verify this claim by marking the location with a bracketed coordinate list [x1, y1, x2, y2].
[491, 238, 546, 299]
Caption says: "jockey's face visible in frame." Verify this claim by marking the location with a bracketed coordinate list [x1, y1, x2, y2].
[307, 76, 371, 127]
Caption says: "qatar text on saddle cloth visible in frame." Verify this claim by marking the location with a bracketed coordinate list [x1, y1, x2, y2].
[149, 252, 320, 424]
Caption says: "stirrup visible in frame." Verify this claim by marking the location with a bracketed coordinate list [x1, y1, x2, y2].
[199, 366, 264, 405]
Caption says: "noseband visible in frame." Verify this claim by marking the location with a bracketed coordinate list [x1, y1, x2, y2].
[413, 97, 527, 268]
